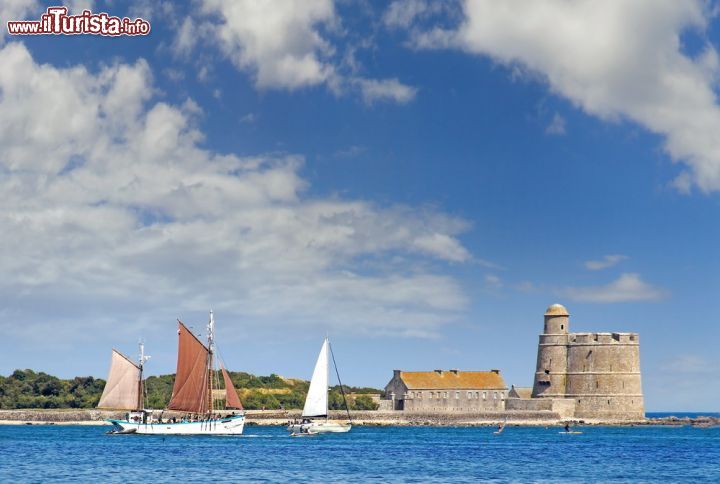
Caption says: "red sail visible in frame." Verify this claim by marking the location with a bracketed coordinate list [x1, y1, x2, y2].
[167, 321, 210, 414]
[220, 363, 243, 410]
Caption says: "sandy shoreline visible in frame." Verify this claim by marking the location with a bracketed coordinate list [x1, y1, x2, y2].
[1, 409, 715, 427]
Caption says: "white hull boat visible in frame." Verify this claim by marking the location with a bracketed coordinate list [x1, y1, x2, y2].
[288, 420, 351, 434]
[99, 311, 246, 436]
[109, 413, 245, 435]
[287, 337, 352, 435]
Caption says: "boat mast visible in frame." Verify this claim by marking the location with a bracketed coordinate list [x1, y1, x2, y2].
[207, 310, 215, 415]
[137, 339, 150, 411]
[325, 336, 330, 421]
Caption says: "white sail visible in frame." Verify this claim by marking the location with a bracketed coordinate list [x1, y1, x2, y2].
[302, 338, 329, 417]
[98, 349, 141, 410]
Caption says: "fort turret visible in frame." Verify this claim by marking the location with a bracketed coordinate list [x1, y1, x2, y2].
[531, 304, 570, 398]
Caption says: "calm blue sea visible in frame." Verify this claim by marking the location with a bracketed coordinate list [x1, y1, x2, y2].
[1, 424, 718, 482]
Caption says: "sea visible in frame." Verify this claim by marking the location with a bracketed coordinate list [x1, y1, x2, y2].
[1, 417, 718, 482]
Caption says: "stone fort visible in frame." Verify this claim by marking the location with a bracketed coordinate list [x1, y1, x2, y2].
[383, 303, 645, 421]
[507, 303, 645, 420]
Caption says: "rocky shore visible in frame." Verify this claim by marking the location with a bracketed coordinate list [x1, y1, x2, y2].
[1, 409, 717, 427]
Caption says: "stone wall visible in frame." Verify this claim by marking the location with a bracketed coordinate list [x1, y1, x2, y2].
[505, 398, 576, 419]
[402, 388, 507, 412]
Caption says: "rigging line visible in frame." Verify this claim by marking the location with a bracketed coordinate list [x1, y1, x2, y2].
[328, 341, 352, 422]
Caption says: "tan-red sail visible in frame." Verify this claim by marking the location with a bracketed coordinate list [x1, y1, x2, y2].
[220, 364, 243, 410]
[98, 349, 142, 410]
[167, 321, 210, 414]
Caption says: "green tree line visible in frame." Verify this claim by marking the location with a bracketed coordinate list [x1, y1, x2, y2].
[1, 369, 381, 411]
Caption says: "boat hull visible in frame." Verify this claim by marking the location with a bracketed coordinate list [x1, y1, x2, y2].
[108, 415, 245, 435]
[287, 420, 351, 434]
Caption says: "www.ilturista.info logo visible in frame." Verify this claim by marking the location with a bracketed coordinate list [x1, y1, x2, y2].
[7, 6, 150, 36]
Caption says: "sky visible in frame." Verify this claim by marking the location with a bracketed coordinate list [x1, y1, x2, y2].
[1, 0, 719, 412]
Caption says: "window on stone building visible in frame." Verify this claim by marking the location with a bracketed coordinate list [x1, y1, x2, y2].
[445, 392, 449, 399]
[467, 392, 472, 399]
[456, 391, 460, 399]
[596, 381, 599, 389]
[483, 392, 487, 400]
[493, 392, 497, 400]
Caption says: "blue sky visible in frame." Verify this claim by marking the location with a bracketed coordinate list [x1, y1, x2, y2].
[1, 0, 719, 411]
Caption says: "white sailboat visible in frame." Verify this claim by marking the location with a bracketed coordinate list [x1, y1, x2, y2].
[288, 337, 352, 434]
[100, 311, 245, 435]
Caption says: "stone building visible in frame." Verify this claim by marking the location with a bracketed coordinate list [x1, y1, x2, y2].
[384, 369, 508, 411]
[507, 385, 532, 399]
[527, 303, 644, 420]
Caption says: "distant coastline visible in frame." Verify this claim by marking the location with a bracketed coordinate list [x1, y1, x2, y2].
[1, 409, 718, 428]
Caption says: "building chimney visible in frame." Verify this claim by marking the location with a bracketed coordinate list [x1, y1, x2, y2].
[434, 369, 443, 375]
[491, 369, 500, 374]
[450, 369, 459, 374]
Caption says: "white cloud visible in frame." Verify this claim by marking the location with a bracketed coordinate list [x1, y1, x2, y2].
[484, 274, 502, 288]
[661, 355, 713, 375]
[384, 0, 435, 29]
[1, 0, 38, 43]
[172, 17, 197, 56]
[168, 1, 418, 104]
[648, 354, 720, 410]
[584, 254, 628, 271]
[545, 112, 565, 135]
[559, 273, 667, 303]
[0, 43, 470, 342]
[405, 0, 720, 192]
[412, 232, 470, 262]
[199, 0, 337, 90]
[355, 77, 418, 105]
[66, 0, 94, 14]
[239, 112, 255, 123]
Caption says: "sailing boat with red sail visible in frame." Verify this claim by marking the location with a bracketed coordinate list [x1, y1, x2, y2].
[103, 311, 245, 435]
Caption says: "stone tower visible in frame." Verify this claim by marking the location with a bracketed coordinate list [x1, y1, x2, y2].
[531, 304, 570, 398]
[531, 304, 645, 420]
[566, 331, 644, 419]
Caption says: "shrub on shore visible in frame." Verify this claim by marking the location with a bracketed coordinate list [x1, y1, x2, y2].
[0, 369, 381, 411]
